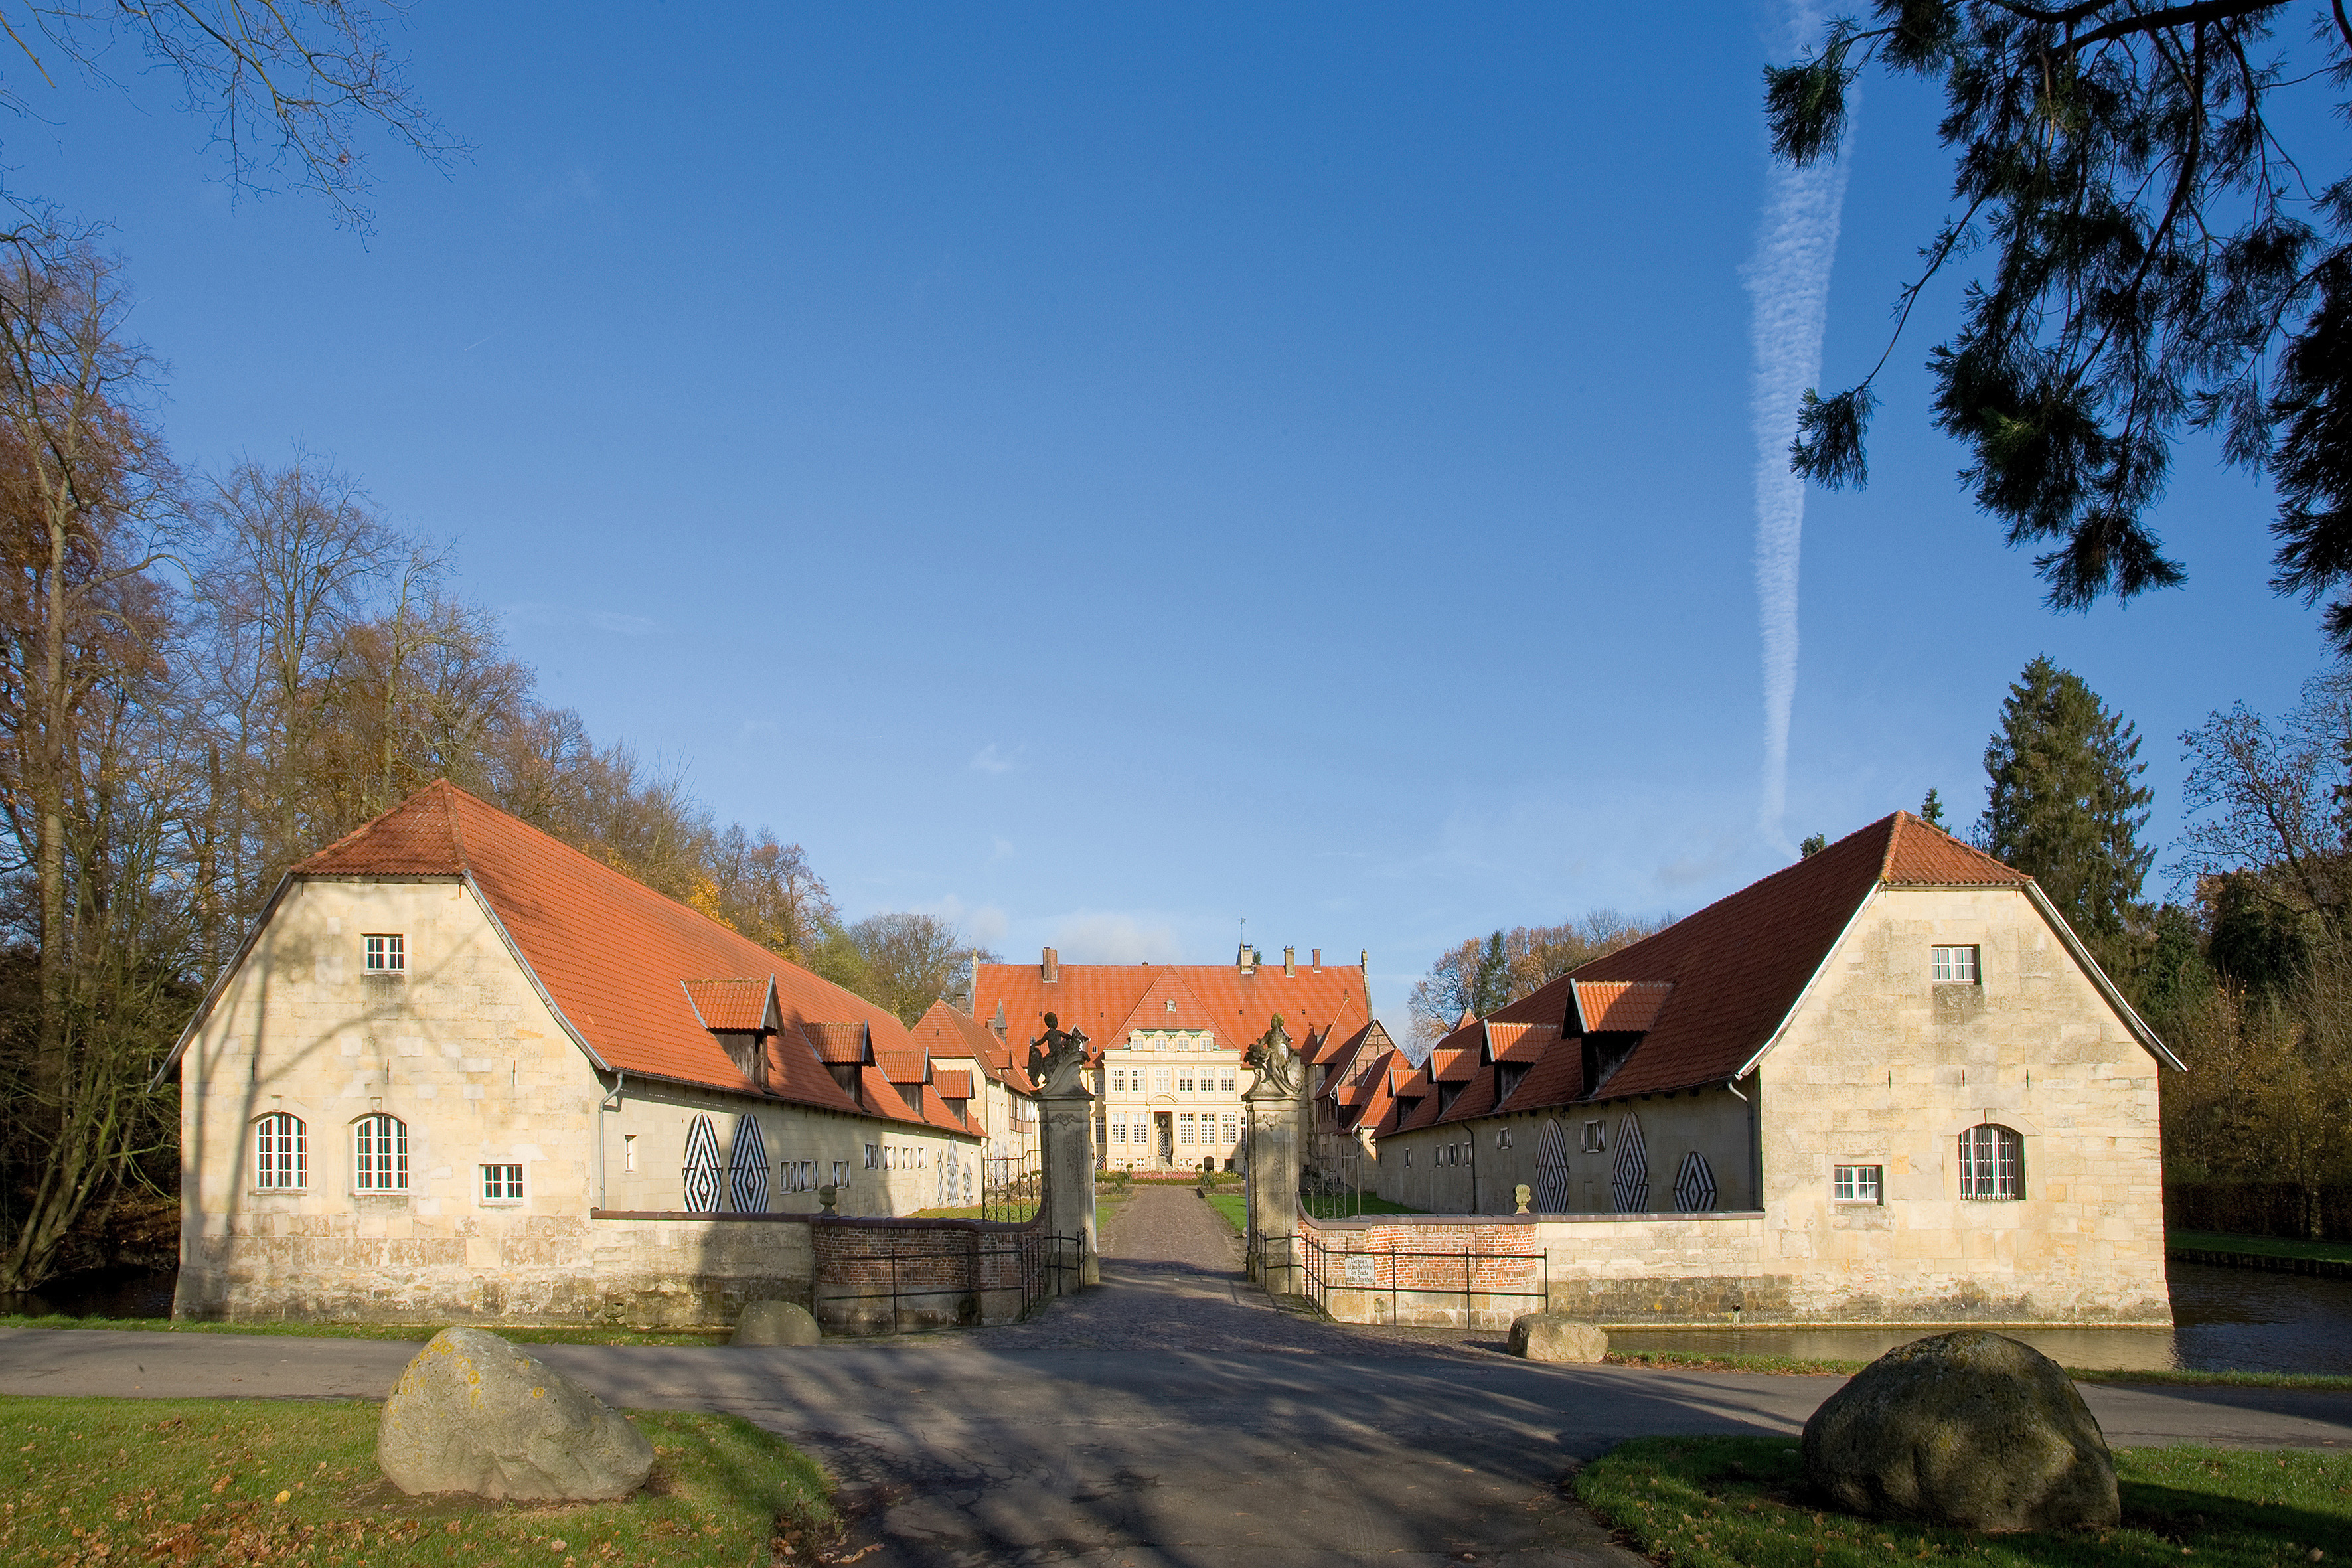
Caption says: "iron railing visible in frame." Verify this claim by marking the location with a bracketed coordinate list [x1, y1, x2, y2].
[1260, 1226, 1550, 1326]
[813, 1225, 1081, 1332]
[982, 1157, 1042, 1224]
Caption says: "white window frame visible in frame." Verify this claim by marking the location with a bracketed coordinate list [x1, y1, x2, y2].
[480, 1163, 524, 1204]
[1958, 1124, 2024, 1200]
[1219, 1071, 1235, 1093]
[363, 933, 406, 973]
[1581, 1119, 1607, 1154]
[1152, 1067, 1170, 1093]
[353, 1113, 410, 1193]
[1932, 945, 1980, 984]
[1832, 1164, 1882, 1204]
[864, 1143, 878, 1170]
[1221, 1113, 1237, 1145]
[254, 1112, 307, 1190]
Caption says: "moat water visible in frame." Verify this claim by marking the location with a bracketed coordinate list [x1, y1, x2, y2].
[5, 1260, 2347, 1375]
[1607, 1263, 2352, 1373]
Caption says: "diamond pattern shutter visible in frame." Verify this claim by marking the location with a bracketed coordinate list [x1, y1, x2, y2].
[1534, 1119, 1570, 1214]
[1673, 1149, 1717, 1212]
[726, 1115, 770, 1214]
[682, 1113, 723, 1214]
[1610, 1113, 1649, 1213]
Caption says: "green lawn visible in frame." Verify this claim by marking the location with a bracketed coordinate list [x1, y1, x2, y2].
[1579, 1435, 2352, 1568]
[0, 1314, 730, 1345]
[0, 1395, 834, 1567]
[2169, 1228, 2352, 1265]
[1598, 1347, 2352, 1389]
[1206, 1192, 1247, 1233]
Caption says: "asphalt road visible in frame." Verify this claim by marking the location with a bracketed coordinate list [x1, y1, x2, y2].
[5, 1189, 2349, 1566]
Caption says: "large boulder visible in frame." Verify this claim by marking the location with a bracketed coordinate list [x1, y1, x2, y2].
[378, 1328, 654, 1500]
[1508, 1313, 1608, 1363]
[732, 1300, 821, 1346]
[1802, 1330, 2119, 1533]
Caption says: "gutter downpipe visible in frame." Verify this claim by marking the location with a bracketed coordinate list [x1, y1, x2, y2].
[598, 1071, 626, 1210]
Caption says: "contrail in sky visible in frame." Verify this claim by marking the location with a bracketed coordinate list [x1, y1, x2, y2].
[1745, 0, 1851, 852]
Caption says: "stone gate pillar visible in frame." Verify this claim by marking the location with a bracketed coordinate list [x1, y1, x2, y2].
[1029, 1014, 1099, 1291]
[1243, 1016, 1306, 1296]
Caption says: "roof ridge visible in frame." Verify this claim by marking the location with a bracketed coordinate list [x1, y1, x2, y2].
[1877, 811, 1905, 882]
[440, 780, 471, 875]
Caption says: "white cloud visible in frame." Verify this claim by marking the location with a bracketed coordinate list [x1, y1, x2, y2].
[503, 601, 658, 637]
[913, 893, 1010, 949]
[969, 743, 1018, 775]
[1053, 912, 1180, 965]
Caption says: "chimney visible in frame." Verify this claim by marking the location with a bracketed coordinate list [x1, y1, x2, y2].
[1237, 941, 1253, 974]
[1311, 948, 1321, 970]
[1042, 946, 1058, 984]
[1284, 946, 1296, 977]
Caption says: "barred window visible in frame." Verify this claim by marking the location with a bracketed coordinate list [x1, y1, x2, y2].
[481, 1164, 523, 1202]
[1958, 1124, 2023, 1200]
[1932, 945, 1979, 984]
[353, 1114, 409, 1192]
[254, 1113, 307, 1190]
[1833, 1164, 1882, 1204]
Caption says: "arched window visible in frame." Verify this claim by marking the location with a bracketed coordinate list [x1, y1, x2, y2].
[254, 1113, 307, 1190]
[1958, 1123, 2023, 1201]
[353, 1113, 408, 1192]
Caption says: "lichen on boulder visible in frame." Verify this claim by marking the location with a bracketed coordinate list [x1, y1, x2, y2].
[1507, 1313, 1608, 1363]
[732, 1300, 821, 1346]
[1802, 1330, 2119, 1533]
[377, 1327, 655, 1500]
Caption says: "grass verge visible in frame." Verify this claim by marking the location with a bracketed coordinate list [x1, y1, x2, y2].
[1206, 1192, 1246, 1233]
[2169, 1229, 2352, 1265]
[1579, 1435, 2352, 1568]
[0, 1314, 730, 1345]
[0, 1395, 835, 1567]
[1599, 1348, 2352, 1389]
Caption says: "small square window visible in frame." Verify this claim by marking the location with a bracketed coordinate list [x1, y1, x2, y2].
[364, 933, 406, 973]
[1833, 1164, 1882, 1204]
[1165, 998, 1176, 1013]
[481, 1163, 524, 1202]
[1932, 945, 1979, 984]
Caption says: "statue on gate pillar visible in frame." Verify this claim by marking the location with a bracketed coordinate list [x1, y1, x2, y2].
[1026, 1012, 1091, 1099]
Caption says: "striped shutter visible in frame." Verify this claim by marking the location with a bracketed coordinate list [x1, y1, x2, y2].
[682, 1114, 723, 1214]
[1533, 1119, 1570, 1214]
[1610, 1113, 1649, 1214]
[726, 1115, 771, 1214]
[1673, 1149, 1717, 1212]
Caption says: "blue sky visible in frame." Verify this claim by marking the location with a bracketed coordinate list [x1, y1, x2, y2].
[13, 3, 2324, 1028]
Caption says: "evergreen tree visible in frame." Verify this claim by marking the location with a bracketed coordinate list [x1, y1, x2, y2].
[1799, 833, 1827, 858]
[1919, 788, 1945, 828]
[1978, 657, 2154, 943]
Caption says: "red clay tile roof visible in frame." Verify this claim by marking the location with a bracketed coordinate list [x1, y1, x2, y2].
[680, 978, 778, 1033]
[1429, 1046, 1478, 1083]
[801, 1022, 872, 1066]
[909, 1002, 1016, 1087]
[173, 781, 971, 1136]
[935, 1069, 973, 1101]
[1569, 981, 1674, 1034]
[974, 955, 1372, 1076]
[876, 1049, 931, 1085]
[1486, 1021, 1558, 1064]
[1456, 810, 2166, 1111]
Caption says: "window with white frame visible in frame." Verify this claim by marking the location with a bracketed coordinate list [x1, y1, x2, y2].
[623, 1133, 637, 1173]
[1110, 1067, 1127, 1093]
[1498, 1127, 1514, 1150]
[1958, 1124, 2023, 1200]
[1832, 1164, 1882, 1204]
[254, 1113, 307, 1190]
[1221, 1113, 1237, 1144]
[363, 933, 406, 973]
[1165, 998, 1176, 1013]
[1581, 1119, 1607, 1153]
[832, 1160, 849, 1189]
[1219, 1070, 1235, 1092]
[353, 1113, 408, 1192]
[1179, 1113, 1196, 1145]
[1932, 945, 1980, 984]
[1177, 1069, 1194, 1093]
[797, 1160, 817, 1191]
[481, 1163, 523, 1202]
[864, 1143, 878, 1170]
[1152, 1067, 1170, 1093]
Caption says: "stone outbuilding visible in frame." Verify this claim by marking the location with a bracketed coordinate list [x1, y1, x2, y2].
[1346, 813, 2181, 1326]
[159, 781, 984, 1326]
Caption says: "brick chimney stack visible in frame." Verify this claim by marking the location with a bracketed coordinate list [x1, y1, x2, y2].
[1311, 948, 1322, 970]
[1042, 946, 1059, 984]
[1284, 945, 1296, 977]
